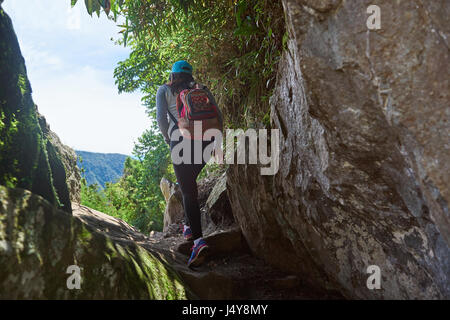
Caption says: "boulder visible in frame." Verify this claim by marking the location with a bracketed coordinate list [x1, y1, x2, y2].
[177, 227, 248, 257]
[37, 110, 81, 204]
[227, 0, 450, 299]
[0, 186, 191, 299]
[173, 267, 236, 300]
[205, 173, 234, 227]
[160, 178, 184, 233]
[160, 177, 173, 202]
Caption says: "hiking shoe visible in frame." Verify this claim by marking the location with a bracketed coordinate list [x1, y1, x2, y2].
[183, 226, 193, 241]
[188, 239, 208, 268]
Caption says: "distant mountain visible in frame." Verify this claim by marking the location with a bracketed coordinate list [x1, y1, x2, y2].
[76, 151, 128, 188]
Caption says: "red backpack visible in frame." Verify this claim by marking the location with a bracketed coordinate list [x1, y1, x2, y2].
[173, 84, 222, 140]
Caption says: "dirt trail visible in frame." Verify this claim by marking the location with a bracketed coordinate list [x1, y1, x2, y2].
[72, 203, 342, 299]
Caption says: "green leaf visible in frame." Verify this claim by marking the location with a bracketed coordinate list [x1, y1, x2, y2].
[282, 30, 288, 49]
[84, 0, 101, 16]
[71, 0, 78, 8]
[103, 0, 111, 15]
[98, 0, 111, 13]
[84, 0, 94, 15]
[124, 30, 128, 47]
[235, 0, 247, 28]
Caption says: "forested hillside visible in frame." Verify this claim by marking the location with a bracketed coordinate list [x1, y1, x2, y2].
[76, 150, 127, 188]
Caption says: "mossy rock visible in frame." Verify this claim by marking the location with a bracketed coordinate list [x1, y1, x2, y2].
[0, 185, 192, 299]
[0, 5, 71, 213]
[37, 111, 81, 204]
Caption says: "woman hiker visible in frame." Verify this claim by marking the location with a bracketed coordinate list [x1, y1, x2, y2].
[156, 60, 223, 267]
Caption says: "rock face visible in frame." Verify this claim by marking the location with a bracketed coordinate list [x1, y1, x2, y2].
[205, 173, 234, 227]
[37, 111, 81, 203]
[0, 186, 190, 299]
[161, 174, 235, 236]
[227, 0, 449, 299]
[160, 178, 184, 233]
[0, 6, 72, 214]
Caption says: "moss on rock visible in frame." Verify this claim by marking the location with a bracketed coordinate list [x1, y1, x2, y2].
[0, 6, 71, 213]
[0, 185, 190, 299]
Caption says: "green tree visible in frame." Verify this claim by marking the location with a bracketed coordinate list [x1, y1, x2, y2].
[72, 0, 285, 127]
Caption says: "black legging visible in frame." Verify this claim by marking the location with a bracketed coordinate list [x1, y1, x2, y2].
[170, 138, 214, 240]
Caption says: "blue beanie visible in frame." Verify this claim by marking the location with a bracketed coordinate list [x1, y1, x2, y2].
[171, 60, 193, 74]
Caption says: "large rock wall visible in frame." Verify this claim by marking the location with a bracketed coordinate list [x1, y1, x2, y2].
[37, 111, 81, 204]
[0, 6, 72, 213]
[0, 186, 190, 299]
[227, 0, 449, 299]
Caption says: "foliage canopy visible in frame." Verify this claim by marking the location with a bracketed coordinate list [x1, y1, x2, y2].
[73, 0, 285, 127]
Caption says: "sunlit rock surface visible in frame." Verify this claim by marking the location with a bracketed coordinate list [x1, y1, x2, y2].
[0, 186, 190, 299]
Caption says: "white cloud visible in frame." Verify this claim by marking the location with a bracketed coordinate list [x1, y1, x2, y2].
[32, 66, 149, 155]
[66, 4, 81, 31]
[19, 41, 64, 72]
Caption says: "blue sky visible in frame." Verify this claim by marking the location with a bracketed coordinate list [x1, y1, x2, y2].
[3, 0, 150, 155]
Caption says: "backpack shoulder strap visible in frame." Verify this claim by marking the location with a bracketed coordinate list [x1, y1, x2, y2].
[167, 109, 179, 139]
[162, 85, 179, 127]
[167, 109, 178, 127]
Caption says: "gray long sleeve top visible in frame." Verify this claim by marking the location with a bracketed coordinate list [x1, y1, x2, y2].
[156, 84, 223, 143]
[156, 84, 178, 143]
